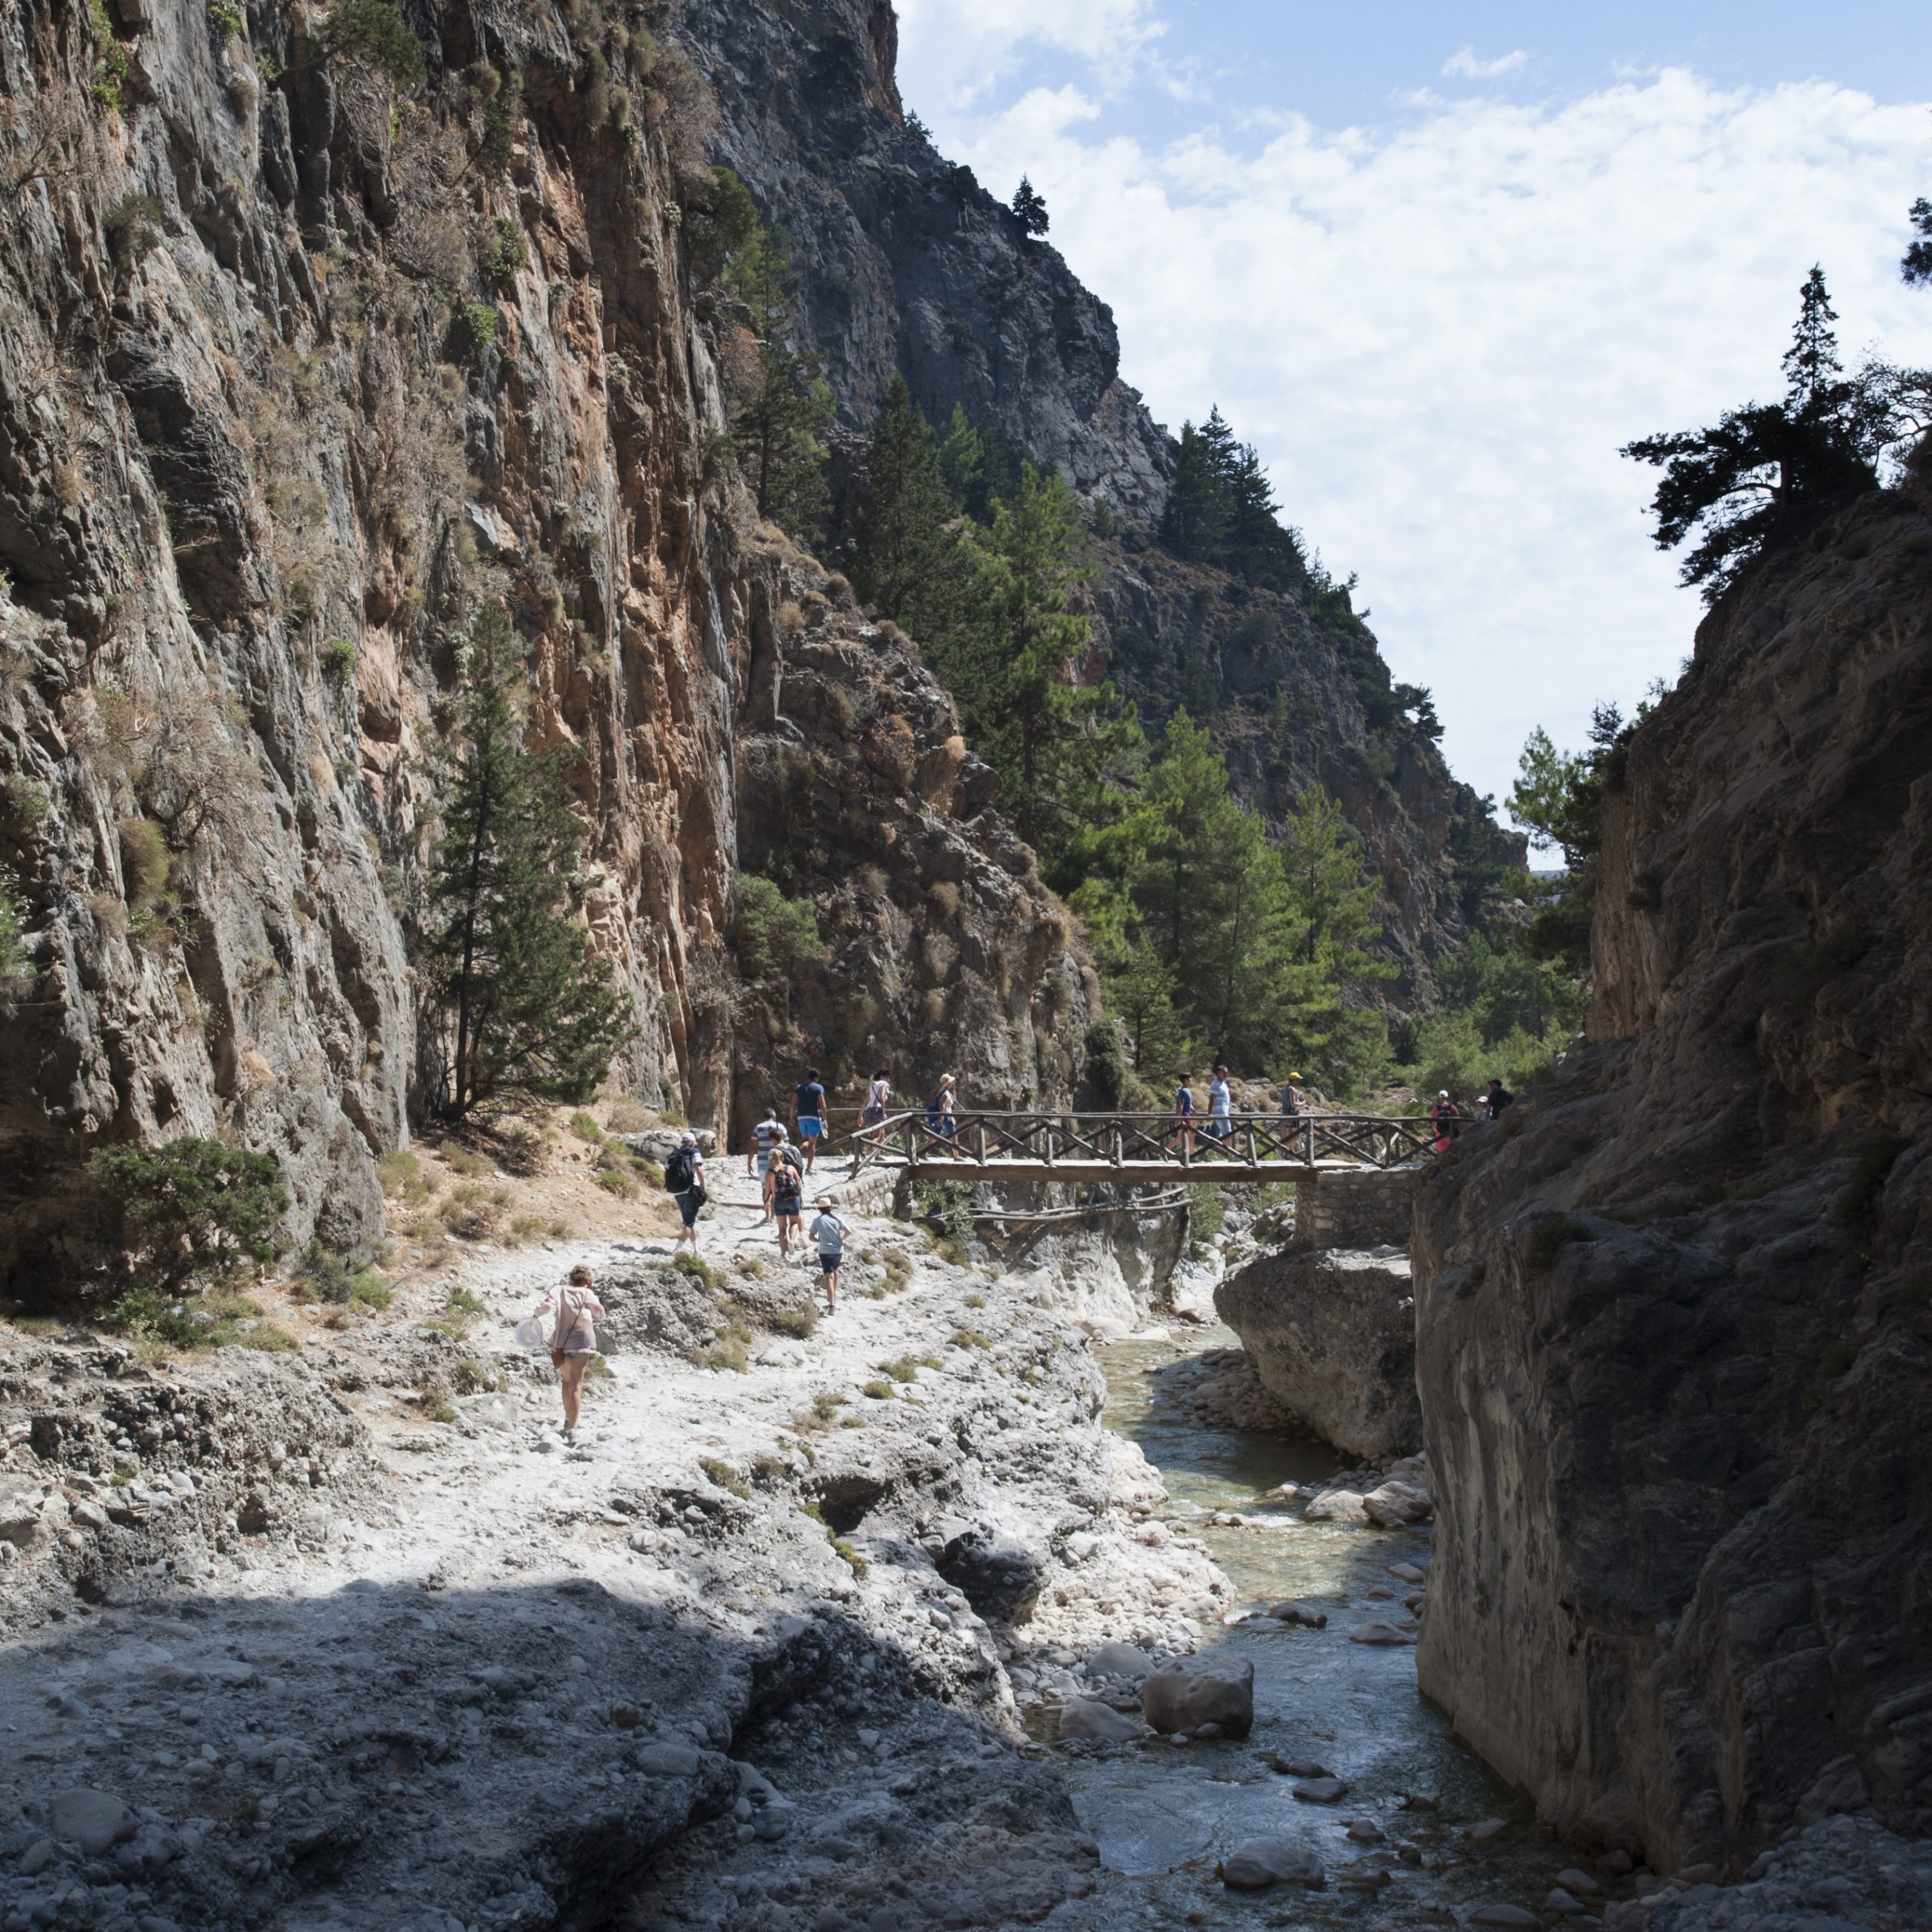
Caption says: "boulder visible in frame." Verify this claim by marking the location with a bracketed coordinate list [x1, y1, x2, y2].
[1058, 1697, 1140, 1743]
[1214, 1245, 1420, 1459]
[50, 1787, 135, 1856]
[1220, 1838, 1324, 1890]
[1266, 1598, 1328, 1627]
[1362, 1480, 1432, 1527]
[1302, 1489, 1369, 1524]
[1141, 1655, 1255, 1739]
[1088, 1641, 1151, 1679]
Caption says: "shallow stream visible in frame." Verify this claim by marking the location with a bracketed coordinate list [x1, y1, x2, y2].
[1048, 1329, 1592, 1928]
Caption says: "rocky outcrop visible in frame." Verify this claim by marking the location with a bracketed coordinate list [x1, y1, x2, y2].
[1216, 1246, 1420, 1461]
[1413, 480, 1932, 1872]
[0, 0, 1085, 1292]
[680, 1, 1521, 997]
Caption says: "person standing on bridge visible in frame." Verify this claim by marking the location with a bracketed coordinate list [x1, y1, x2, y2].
[1281, 1071, 1307, 1158]
[1173, 1074, 1196, 1158]
[926, 1073, 960, 1158]
[1206, 1064, 1233, 1143]
[1480, 1077, 1512, 1122]
[793, 1069, 828, 1174]
[1431, 1090, 1463, 1154]
[862, 1067, 892, 1149]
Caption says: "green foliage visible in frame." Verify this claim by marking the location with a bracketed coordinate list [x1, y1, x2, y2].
[294, 1240, 358, 1304]
[1526, 1214, 1596, 1271]
[421, 601, 635, 1115]
[686, 166, 761, 268]
[116, 818, 171, 914]
[673, 1251, 723, 1289]
[1184, 1183, 1225, 1261]
[88, 0, 129, 112]
[1158, 406, 1308, 591]
[91, 1138, 288, 1297]
[568, 1110, 605, 1144]
[699, 1456, 752, 1498]
[479, 216, 526, 286]
[1011, 176, 1049, 236]
[459, 302, 500, 360]
[208, 0, 245, 40]
[476, 93, 517, 177]
[1906, 198, 1932, 286]
[910, 1177, 974, 1247]
[1082, 1019, 1126, 1109]
[0, 867, 29, 988]
[320, 636, 358, 681]
[103, 195, 164, 272]
[1623, 267, 1924, 603]
[734, 872, 824, 977]
[319, 0, 426, 91]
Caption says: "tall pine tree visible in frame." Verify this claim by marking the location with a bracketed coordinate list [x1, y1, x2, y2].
[423, 603, 634, 1116]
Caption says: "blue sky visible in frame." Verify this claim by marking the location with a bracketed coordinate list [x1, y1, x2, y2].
[896, 1, 1932, 818]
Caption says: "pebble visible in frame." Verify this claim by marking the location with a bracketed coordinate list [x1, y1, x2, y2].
[634, 1743, 703, 1777]
[1088, 1641, 1150, 1678]
[1677, 1861, 1719, 1884]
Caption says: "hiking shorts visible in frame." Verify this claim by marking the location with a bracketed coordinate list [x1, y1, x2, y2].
[675, 1189, 701, 1228]
[862, 1104, 885, 1127]
[1206, 1116, 1230, 1140]
[818, 1251, 842, 1275]
[774, 1196, 802, 1220]
[798, 1116, 823, 1139]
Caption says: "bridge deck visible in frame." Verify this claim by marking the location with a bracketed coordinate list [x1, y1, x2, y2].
[872, 1156, 1411, 1183]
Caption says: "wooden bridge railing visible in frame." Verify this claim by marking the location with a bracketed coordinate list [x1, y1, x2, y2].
[817, 1109, 1435, 1174]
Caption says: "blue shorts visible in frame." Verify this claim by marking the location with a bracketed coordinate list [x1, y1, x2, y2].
[1206, 1117, 1230, 1139]
[819, 1251, 842, 1275]
[798, 1117, 823, 1139]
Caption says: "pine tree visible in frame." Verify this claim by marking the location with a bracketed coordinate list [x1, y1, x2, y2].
[1106, 943, 1193, 1079]
[423, 602, 634, 1116]
[1276, 786, 1393, 1080]
[848, 377, 960, 621]
[1159, 421, 1230, 562]
[1782, 266, 1842, 408]
[1011, 177, 1050, 237]
[1906, 198, 1932, 286]
[721, 213, 833, 537]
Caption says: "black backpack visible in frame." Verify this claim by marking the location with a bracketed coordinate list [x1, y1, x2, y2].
[664, 1147, 696, 1192]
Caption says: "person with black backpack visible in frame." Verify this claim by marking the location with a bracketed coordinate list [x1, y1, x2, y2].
[664, 1132, 706, 1253]
[770, 1131, 805, 1260]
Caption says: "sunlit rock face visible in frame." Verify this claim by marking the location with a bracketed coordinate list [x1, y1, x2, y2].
[1413, 478, 1932, 1873]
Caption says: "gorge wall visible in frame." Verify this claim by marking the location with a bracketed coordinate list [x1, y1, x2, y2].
[0, 0, 1086, 1291]
[1412, 476, 1932, 1871]
[683, 0, 1521, 996]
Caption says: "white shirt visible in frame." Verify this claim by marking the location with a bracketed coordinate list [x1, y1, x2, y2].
[1208, 1077, 1231, 1117]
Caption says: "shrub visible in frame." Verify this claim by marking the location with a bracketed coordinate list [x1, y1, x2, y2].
[117, 818, 171, 912]
[294, 1241, 358, 1304]
[377, 1150, 432, 1203]
[964, 1291, 986, 1309]
[451, 1356, 503, 1395]
[768, 1307, 817, 1340]
[319, 0, 426, 90]
[208, 0, 245, 40]
[417, 1377, 457, 1423]
[1083, 1019, 1126, 1109]
[698, 1456, 751, 1498]
[479, 215, 527, 286]
[597, 1164, 636, 1198]
[459, 301, 499, 360]
[734, 872, 824, 977]
[861, 1379, 894, 1400]
[103, 195, 164, 271]
[88, 0, 129, 112]
[947, 1328, 988, 1350]
[603, 1097, 654, 1133]
[350, 1272, 392, 1309]
[811, 1391, 845, 1420]
[673, 1252, 722, 1290]
[91, 1139, 287, 1296]
[568, 1111, 605, 1144]
[321, 637, 357, 682]
[1525, 1214, 1596, 1272]
[438, 1142, 494, 1177]
[832, 1537, 869, 1580]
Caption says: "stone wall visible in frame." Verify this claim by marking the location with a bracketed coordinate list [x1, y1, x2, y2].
[1290, 1168, 1417, 1251]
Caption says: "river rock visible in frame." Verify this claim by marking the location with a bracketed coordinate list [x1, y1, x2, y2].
[1362, 1480, 1432, 1527]
[635, 1743, 703, 1777]
[1141, 1656, 1255, 1739]
[1470, 1906, 1540, 1928]
[1214, 1243, 1420, 1459]
[1303, 1490, 1370, 1524]
[1546, 1887, 1586, 1914]
[1266, 1598, 1328, 1627]
[936, 1524, 1048, 1622]
[1466, 1817, 1509, 1847]
[1555, 1869, 1601, 1894]
[1088, 1641, 1151, 1679]
[1292, 1777, 1350, 1804]
[1349, 1620, 1416, 1646]
[1058, 1697, 1140, 1743]
[1220, 1839, 1324, 1890]
[49, 1787, 135, 1856]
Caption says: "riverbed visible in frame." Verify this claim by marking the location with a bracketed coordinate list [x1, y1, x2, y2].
[1046, 1329, 1596, 1927]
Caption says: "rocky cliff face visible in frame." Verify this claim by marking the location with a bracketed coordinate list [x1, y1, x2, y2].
[1412, 478, 1932, 1870]
[0, 0, 1084, 1291]
[681, 0, 1520, 995]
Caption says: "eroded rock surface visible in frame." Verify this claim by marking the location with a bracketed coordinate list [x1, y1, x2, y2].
[1414, 481, 1932, 1872]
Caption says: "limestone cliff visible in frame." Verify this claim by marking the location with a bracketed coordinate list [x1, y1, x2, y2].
[1412, 478, 1932, 1869]
[681, 0, 1520, 995]
[0, 0, 1084, 1291]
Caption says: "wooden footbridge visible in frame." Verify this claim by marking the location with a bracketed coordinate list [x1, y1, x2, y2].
[825, 1110, 1435, 1183]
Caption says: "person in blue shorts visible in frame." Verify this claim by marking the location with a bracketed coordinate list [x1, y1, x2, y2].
[1173, 1075, 1196, 1157]
[793, 1068, 828, 1173]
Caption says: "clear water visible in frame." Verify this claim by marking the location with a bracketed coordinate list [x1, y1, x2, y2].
[1045, 1330, 1604, 1928]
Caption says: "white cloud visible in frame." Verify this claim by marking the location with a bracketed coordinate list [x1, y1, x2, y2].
[897, 51, 1932, 808]
[1442, 46, 1531, 80]
[894, 0, 1163, 107]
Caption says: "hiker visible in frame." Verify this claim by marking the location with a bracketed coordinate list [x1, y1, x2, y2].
[1481, 1077, 1513, 1122]
[861, 1067, 892, 1145]
[808, 1195, 850, 1312]
[1173, 1074, 1196, 1157]
[770, 1131, 805, 1258]
[926, 1072, 959, 1158]
[1205, 1063, 1233, 1143]
[793, 1068, 828, 1173]
[1430, 1090, 1463, 1154]
[750, 1107, 784, 1221]
[1280, 1070, 1306, 1155]
[530, 1263, 604, 1447]
[664, 1131, 705, 1254]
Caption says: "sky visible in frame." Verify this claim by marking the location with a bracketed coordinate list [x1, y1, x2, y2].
[894, 2, 1932, 819]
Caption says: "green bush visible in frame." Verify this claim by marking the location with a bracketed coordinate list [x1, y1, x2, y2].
[208, 0, 245, 41]
[294, 1241, 358, 1304]
[734, 872, 824, 978]
[1083, 1019, 1126, 1109]
[698, 1455, 751, 1498]
[321, 637, 358, 682]
[117, 818, 171, 912]
[319, 0, 426, 89]
[479, 215, 527, 286]
[459, 301, 499, 360]
[91, 1139, 288, 1297]
[674, 1251, 722, 1290]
